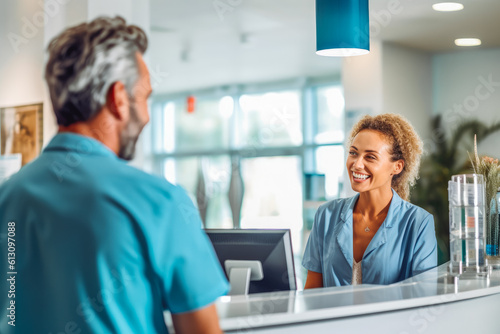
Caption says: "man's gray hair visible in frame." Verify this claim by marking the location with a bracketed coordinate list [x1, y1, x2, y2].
[45, 16, 148, 126]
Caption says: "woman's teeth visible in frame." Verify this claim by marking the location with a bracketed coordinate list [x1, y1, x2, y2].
[353, 172, 370, 180]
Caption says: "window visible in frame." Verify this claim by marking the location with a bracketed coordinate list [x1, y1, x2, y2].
[240, 156, 303, 249]
[315, 86, 345, 144]
[239, 91, 302, 148]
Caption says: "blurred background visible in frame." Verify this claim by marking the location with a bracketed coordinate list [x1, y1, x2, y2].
[1, 0, 500, 285]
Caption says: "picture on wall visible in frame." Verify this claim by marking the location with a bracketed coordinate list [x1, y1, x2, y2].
[0, 103, 43, 166]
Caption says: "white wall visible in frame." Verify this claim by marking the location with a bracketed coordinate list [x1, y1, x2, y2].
[342, 41, 433, 140]
[382, 43, 433, 140]
[342, 40, 384, 117]
[432, 48, 500, 159]
[0, 1, 46, 108]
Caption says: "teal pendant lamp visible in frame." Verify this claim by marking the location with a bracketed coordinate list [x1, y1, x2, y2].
[316, 0, 370, 56]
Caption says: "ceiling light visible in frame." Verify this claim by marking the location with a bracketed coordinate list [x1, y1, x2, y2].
[455, 38, 482, 47]
[316, 0, 370, 57]
[316, 48, 369, 57]
[432, 3, 464, 12]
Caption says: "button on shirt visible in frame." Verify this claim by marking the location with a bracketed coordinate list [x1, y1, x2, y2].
[0, 133, 229, 334]
[302, 190, 437, 286]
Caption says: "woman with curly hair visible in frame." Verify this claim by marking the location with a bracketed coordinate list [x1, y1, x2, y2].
[302, 113, 437, 288]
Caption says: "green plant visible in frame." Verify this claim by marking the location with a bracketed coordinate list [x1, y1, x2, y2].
[412, 115, 500, 264]
[470, 140, 500, 255]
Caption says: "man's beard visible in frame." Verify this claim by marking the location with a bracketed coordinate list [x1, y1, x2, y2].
[118, 103, 143, 161]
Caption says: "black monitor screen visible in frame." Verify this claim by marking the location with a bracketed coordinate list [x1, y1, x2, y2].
[205, 229, 296, 294]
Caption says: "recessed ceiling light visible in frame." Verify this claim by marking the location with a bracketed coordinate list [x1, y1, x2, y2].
[432, 2, 464, 12]
[455, 38, 482, 47]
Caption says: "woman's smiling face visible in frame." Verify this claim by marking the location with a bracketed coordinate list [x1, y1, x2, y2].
[346, 129, 404, 194]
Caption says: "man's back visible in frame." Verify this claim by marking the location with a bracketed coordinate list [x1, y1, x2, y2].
[0, 133, 228, 333]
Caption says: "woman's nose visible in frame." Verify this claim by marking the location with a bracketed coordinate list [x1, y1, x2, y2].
[353, 157, 364, 169]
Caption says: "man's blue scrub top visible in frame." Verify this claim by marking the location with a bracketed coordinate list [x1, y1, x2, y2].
[0, 133, 229, 334]
[302, 189, 437, 286]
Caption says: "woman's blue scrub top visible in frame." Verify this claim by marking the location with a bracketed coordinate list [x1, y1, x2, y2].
[302, 189, 437, 286]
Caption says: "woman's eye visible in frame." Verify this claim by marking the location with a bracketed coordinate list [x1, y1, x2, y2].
[349, 151, 356, 156]
[367, 156, 376, 160]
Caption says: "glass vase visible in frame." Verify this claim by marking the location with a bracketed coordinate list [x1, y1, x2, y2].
[486, 188, 500, 266]
[448, 174, 487, 276]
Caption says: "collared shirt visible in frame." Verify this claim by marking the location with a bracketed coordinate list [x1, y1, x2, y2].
[302, 189, 437, 286]
[0, 133, 229, 334]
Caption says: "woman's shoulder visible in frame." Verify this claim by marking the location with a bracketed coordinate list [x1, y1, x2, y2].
[399, 200, 433, 220]
[395, 198, 434, 232]
[314, 195, 357, 227]
[318, 196, 355, 214]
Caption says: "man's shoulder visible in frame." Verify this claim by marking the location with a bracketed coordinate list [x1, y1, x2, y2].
[103, 161, 188, 202]
[0, 158, 42, 194]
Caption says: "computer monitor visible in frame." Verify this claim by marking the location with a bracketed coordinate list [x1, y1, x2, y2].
[205, 229, 296, 295]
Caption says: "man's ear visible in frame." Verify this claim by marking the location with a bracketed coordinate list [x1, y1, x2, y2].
[393, 159, 405, 176]
[106, 81, 129, 121]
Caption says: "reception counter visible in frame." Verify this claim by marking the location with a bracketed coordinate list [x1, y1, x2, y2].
[165, 263, 500, 333]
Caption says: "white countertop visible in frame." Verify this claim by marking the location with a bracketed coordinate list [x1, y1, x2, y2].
[215, 263, 500, 331]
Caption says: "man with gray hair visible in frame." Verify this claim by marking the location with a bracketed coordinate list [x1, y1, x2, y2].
[0, 16, 228, 333]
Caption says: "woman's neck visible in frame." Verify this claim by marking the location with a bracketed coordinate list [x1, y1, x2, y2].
[356, 187, 394, 217]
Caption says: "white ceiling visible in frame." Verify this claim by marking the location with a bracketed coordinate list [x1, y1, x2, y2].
[148, 0, 500, 94]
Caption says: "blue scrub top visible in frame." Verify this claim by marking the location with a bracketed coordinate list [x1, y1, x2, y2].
[302, 189, 437, 286]
[0, 133, 229, 333]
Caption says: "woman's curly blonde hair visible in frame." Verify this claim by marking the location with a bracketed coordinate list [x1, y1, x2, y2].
[347, 113, 423, 201]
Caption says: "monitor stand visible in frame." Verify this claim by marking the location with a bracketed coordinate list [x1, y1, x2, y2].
[225, 260, 264, 295]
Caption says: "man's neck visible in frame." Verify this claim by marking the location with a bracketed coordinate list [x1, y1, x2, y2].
[58, 116, 120, 156]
